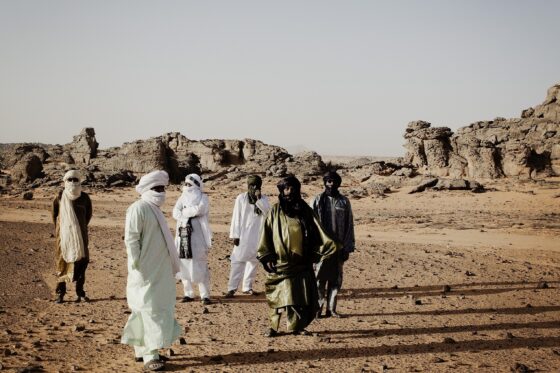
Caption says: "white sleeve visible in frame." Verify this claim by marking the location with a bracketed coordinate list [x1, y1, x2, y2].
[229, 195, 242, 239]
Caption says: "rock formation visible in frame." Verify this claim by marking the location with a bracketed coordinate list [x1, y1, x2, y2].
[404, 84, 560, 179]
[0, 129, 322, 189]
[67, 127, 98, 165]
[1, 83, 558, 190]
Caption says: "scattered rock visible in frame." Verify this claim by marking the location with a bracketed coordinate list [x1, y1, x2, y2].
[409, 178, 438, 194]
[511, 363, 532, 373]
[443, 337, 457, 344]
[442, 285, 451, 293]
[165, 348, 174, 357]
[431, 357, 445, 363]
[16, 365, 44, 373]
[465, 271, 476, 276]
[202, 307, 209, 314]
[179, 337, 187, 345]
[73, 325, 85, 332]
[22, 191, 33, 200]
[536, 281, 549, 289]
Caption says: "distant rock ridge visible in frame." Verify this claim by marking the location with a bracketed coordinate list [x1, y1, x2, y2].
[0, 128, 325, 188]
[1, 83, 559, 190]
[404, 83, 560, 179]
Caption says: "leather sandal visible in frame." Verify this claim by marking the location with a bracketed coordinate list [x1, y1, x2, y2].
[144, 359, 165, 371]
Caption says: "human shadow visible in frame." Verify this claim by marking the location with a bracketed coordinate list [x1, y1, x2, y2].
[175, 296, 267, 305]
[339, 280, 558, 300]
[163, 335, 560, 370]
[86, 296, 126, 303]
[326, 320, 560, 339]
[347, 304, 560, 318]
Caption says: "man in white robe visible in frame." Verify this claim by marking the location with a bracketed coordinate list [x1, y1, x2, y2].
[122, 170, 182, 371]
[172, 173, 213, 305]
[225, 175, 270, 298]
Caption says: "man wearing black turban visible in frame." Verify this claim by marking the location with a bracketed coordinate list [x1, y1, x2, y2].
[310, 170, 355, 318]
[257, 175, 339, 336]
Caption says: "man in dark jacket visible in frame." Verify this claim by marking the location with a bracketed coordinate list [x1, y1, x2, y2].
[310, 170, 355, 318]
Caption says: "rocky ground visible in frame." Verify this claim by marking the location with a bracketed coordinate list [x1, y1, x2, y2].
[0, 177, 559, 372]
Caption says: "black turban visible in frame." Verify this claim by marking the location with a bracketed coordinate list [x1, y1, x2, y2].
[247, 175, 262, 188]
[323, 170, 342, 188]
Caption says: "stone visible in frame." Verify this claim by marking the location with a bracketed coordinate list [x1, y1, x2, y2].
[511, 363, 531, 373]
[408, 178, 438, 193]
[73, 325, 85, 332]
[536, 281, 549, 289]
[22, 191, 33, 200]
[179, 337, 187, 345]
[11, 154, 43, 184]
[443, 337, 456, 344]
[68, 127, 98, 165]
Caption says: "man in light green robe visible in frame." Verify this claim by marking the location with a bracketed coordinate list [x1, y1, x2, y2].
[257, 175, 339, 336]
[122, 170, 182, 371]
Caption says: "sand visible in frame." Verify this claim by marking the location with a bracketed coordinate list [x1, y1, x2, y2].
[0, 177, 559, 372]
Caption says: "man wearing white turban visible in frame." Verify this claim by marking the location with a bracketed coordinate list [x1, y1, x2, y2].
[51, 170, 92, 304]
[172, 173, 213, 305]
[121, 170, 182, 371]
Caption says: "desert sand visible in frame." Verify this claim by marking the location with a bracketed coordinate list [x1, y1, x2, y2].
[1, 177, 559, 372]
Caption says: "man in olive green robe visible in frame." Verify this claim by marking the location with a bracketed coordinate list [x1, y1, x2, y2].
[257, 175, 339, 336]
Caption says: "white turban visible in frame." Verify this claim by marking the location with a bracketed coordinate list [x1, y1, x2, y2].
[63, 169, 82, 182]
[136, 170, 169, 195]
[185, 173, 203, 191]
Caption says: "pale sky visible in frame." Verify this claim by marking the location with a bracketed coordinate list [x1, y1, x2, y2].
[0, 1, 558, 156]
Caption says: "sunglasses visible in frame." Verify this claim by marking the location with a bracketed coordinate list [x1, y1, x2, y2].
[67, 178, 80, 182]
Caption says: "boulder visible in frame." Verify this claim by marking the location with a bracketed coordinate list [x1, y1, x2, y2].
[11, 154, 43, 184]
[68, 127, 98, 165]
[286, 151, 326, 177]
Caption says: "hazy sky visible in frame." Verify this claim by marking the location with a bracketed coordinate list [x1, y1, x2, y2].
[1, 1, 558, 156]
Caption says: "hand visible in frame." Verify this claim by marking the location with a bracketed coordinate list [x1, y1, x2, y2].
[263, 261, 277, 273]
[232, 238, 240, 246]
[255, 189, 262, 199]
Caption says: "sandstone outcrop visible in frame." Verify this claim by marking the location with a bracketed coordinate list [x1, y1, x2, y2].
[0, 129, 315, 188]
[404, 84, 560, 179]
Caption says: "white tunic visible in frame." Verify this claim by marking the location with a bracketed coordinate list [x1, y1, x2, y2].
[229, 192, 270, 262]
[173, 193, 212, 283]
[121, 200, 181, 351]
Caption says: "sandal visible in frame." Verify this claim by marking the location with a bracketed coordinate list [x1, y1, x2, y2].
[264, 328, 278, 338]
[136, 356, 169, 363]
[144, 359, 165, 371]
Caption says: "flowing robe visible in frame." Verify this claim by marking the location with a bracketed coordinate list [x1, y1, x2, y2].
[229, 192, 270, 262]
[172, 193, 212, 284]
[257, 203, 339, 329]
[121, 200, 181, 351]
